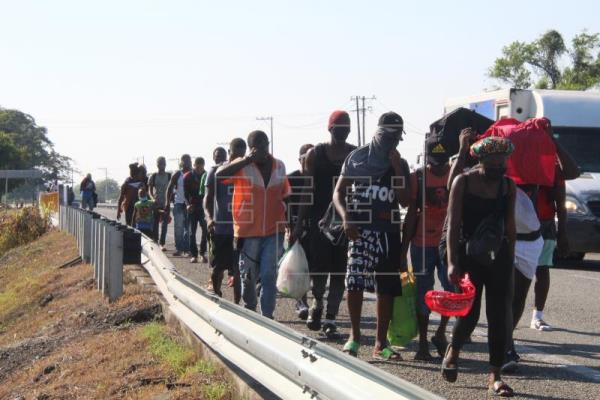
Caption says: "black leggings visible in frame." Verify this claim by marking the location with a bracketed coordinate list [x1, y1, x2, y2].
[507, 268, 532, 351]
[451, 244, 513, 368]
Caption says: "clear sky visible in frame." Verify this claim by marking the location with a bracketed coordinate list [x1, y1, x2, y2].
[1, 0, 598, 183]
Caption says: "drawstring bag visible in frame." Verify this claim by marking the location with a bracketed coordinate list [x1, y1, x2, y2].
[387, 272, 418, 347]
[425, 274, 476, 317]
[276, 241, 310, 299]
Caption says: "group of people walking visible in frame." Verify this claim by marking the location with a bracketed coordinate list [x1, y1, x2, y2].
[110, 109, 577, 397]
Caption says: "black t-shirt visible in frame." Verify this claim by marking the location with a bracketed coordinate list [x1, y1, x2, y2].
[310, 143, 356, 223]
[347, 168, 401, 232]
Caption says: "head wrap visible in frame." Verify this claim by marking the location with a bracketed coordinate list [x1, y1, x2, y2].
[470, 136, 514, 159]
[342, 112, 404, 179]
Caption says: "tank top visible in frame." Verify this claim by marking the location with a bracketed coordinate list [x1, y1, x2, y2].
[174, 171, 186, 204]
[310, 143, 355, 223]
[462, 176, 508, 238]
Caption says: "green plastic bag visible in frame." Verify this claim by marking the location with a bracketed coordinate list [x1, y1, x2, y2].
[387, 272, 418, 347]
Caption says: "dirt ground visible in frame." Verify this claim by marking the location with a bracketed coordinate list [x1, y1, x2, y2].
[0, 231, 234, 400]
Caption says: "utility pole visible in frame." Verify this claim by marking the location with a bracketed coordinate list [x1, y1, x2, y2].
[361, 96, 376, 145]
[256, 116, 274, 155]
[350, 95, 375, 146]
[351, 96, 362, 146]
[98, 168, 108, 202]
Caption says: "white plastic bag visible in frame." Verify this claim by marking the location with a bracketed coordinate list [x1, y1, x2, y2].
[276, 241, 310, 299]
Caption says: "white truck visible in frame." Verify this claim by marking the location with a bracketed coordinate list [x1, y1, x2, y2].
[445, 88, 600, 260]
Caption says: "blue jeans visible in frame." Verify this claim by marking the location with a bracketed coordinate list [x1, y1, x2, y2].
[81, 194, 94, 211]
[411, 245, 454, 316]
[239, 234, 284, 319]
[173, 203, 189, 252]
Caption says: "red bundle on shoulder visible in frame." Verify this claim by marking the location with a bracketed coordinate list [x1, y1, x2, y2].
[425, 274, 476, 317]
[481, 118, 556, 186]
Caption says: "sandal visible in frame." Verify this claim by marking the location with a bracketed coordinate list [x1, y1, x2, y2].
[431, 335, 448, 358]
[414, 349, 433, 361]
[342, 340, 360, 357]
[441, 344, 458, 383]
[373, 346, 402, 361]
[488, 381, 514, 397]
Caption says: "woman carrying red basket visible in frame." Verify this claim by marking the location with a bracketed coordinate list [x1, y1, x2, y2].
[442, 136, 517, 397]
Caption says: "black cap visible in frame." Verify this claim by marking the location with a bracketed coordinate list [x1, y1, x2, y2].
[378, 112, 404, 129]
[426, 136, 449, 165]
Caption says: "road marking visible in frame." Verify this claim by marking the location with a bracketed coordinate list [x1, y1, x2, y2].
[572, 274, 600, 283]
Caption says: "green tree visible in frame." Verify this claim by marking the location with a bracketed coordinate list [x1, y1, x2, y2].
[489, 29, 600, 90]
[0, 107, 71, 191]
[95, 178, 120, 203]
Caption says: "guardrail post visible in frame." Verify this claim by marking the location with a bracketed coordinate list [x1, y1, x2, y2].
[77, 210, 81, 258]
[82, 211, 92, 262]
[108, 222, 124, 302]
[98, 218, 107, 292]
[122, 227, 142, 265]
[94, 217, 102, 280]
[91, 214, 99, 273]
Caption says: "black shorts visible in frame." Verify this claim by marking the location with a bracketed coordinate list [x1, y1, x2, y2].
[346, 229, 402, 297]
[309, 226, 347, 274]
[209, 234, 235, 272]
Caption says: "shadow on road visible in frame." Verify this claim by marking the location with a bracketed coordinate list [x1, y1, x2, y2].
[555, 259, 600, 272]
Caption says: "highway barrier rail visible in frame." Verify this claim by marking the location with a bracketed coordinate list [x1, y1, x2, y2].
[59, 205, 442, 400]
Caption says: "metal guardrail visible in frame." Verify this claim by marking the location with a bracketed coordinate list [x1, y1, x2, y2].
[60, 206, 125, 301]
[59, 205, 442, 400]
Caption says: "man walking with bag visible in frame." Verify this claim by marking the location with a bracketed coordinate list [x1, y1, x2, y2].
[293, 110, 356, 337]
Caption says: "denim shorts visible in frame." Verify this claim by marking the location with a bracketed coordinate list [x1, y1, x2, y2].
[411, 245, 454, 316]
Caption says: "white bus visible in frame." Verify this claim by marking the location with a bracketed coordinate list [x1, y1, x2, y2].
[445, 88, 600, 259]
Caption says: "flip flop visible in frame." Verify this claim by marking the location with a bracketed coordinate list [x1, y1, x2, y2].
[431, 335, 448, 358]
[489, 381, 515, 397]
[342, 340, 360, 357]
[373, 347, 402, 361]
[441, 344, 458, 383]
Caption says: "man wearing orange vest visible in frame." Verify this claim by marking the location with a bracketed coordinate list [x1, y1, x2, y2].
[216, 130, 291, 319]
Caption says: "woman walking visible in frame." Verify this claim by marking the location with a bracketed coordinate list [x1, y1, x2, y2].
[442, 137, 517, 397]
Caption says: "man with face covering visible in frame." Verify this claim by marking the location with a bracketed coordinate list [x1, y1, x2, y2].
[333, 112, 411, 360]
[216, 131, 291, 319]
[292, 110, 356, 336]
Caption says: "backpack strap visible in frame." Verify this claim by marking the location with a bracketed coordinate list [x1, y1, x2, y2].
[495, 177, 507, 215]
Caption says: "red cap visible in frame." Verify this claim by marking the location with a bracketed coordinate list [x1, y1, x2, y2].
[328, 110, 350, 131]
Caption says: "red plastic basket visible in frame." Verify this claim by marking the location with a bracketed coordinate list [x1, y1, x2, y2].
[425, 274, 476, 317]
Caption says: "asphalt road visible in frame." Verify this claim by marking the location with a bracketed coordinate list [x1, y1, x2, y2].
[98, 207, 600, 400]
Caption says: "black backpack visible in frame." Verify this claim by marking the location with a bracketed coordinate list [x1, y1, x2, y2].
[464, 177, 507, 267]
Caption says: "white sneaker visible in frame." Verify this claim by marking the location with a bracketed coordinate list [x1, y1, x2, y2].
[531, 318, 552, 331]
